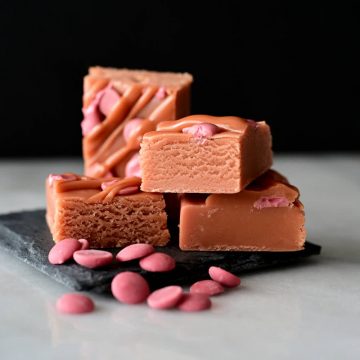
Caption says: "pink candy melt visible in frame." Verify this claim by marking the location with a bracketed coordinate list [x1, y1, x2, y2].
[111, 271, 150, 304]
[182, 123, 221, 138]
[253, 196, 290, 210]
[116, 243, 155, 262]
[73, 250, 113, 269]
[155, 87, 167, 100]
[101, 180, 139, 195]
[78, 239, 90, 250]
[48, 238, 82, 265]
[118, 186, 139, 195]
[139, 252, 176, 272]
[178, 293, 211, 312]
[81, 85, 121, 136]
[123, 118, 144, 142]
[56, 293, 94, 314]
[101, 180, 118, 190]
[190, 280, 224, 296]
[99, 86, 121, 116]
[209, 266, 241, 288]
[48, 173, 77, 186]
[81, 102, 102, 136]
[125, 153, 142, 178]
[147, 286, 183, 309]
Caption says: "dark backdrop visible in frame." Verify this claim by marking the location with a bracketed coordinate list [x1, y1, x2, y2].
[0, 1, 358, 156]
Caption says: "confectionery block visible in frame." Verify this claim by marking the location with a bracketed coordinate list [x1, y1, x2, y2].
[82, 67, 193, 179]
[46, 173, 169, 248]
[179, 170, 306, 251]
[140, 115, 272, 193]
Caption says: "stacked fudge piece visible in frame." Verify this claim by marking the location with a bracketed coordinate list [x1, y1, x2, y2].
[46, 67, 306, 251]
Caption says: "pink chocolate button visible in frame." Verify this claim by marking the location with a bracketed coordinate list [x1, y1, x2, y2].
[123, 118, 143, 142]
[48, 173, 77, 187]
[56, 293, 94, 314]
[182, 123, 221, 138]
[178, 293, 211, 312]
[81, 103, 102, 136]
[116, 243, 155, 262]
[155, 87, 167, 100]
[190, 280, 224, 296]
[147, 286, 183, 310]
[125, 153, 142, 178]
[111, 271, 150, 304]
[253, 196, 290, 210]
[78, 239, 90, 250]
[73, 250, 113, 269]
[99, 86, 121, 116]
[208, 266, 241, 288]
[48, 238, 82, 265]
[139, 252, 176, 272]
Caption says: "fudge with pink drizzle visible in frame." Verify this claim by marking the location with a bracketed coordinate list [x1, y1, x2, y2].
[140, 115, 273, 193]
[46, 173, 169, 248]
[179, 170, 306, 251]
[81, 67, 193, 179]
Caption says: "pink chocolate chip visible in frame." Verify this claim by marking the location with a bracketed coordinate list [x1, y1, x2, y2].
[56, 293, 94, 314]
[111, 271, 150, 304]
[73, 250, 113, 269]
[139, 252, 176, 272]
[155, 87, 167, 100]
[101, 179, 118, 190]
[48, 238, 82, 265]
[101, 180, 139, 195]
[178, 293, 211, 312]
[123, 118, 144, 142]
[147, 286, 183, 310]
[190, 280, 224, 296]
[81, 102, 102, 136]
[253, 196, 290, 210]
[116, 243, 155, 262]
[48, 173, 77, 187]
[182, 123, 221, 139]
[99, 86, 121, 116]
[118, 186, 139, 195]
[125, 153, 142, 178]
[78, 239, 90, 250]
[208, 266, 241, 288]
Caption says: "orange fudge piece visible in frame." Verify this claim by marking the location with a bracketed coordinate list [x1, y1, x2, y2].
[46, 174, 169, 248]
[82, 67, 193, 179]
[140, 115, 272, 193]
[179, 170, 306, 251]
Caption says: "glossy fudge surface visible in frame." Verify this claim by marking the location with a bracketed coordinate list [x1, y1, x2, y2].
[180, 170, 306, 251]
[46, 174, 169, 248]
[140, 115, 272, 193]
[82, 67, 193, 179]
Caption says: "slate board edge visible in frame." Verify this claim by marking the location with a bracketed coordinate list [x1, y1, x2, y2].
[0, 209, 321, 293]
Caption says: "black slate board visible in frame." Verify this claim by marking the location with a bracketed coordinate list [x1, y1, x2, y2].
[0, 210, 321, 293]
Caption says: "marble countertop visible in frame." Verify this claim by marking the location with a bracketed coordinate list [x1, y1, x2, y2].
[0, 155, 359, 360]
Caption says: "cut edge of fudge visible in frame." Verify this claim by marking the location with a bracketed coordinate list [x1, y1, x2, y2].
[139, 115, 272, 193]
[46, 173, 170, 248]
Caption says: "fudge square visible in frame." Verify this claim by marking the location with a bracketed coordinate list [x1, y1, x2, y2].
[140, 115, 272, 193]
[82, 67, 193, 179]
[46, 173, 169, 248]
[179, 170, 306, 251]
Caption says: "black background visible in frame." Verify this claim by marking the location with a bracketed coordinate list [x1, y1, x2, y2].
[0, 1, 359, 156]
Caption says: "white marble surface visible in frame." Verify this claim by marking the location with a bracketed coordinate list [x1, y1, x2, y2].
[0, 155, 359, 360]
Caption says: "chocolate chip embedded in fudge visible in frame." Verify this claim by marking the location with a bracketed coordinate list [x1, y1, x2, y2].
[140, 115, 273, 194]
